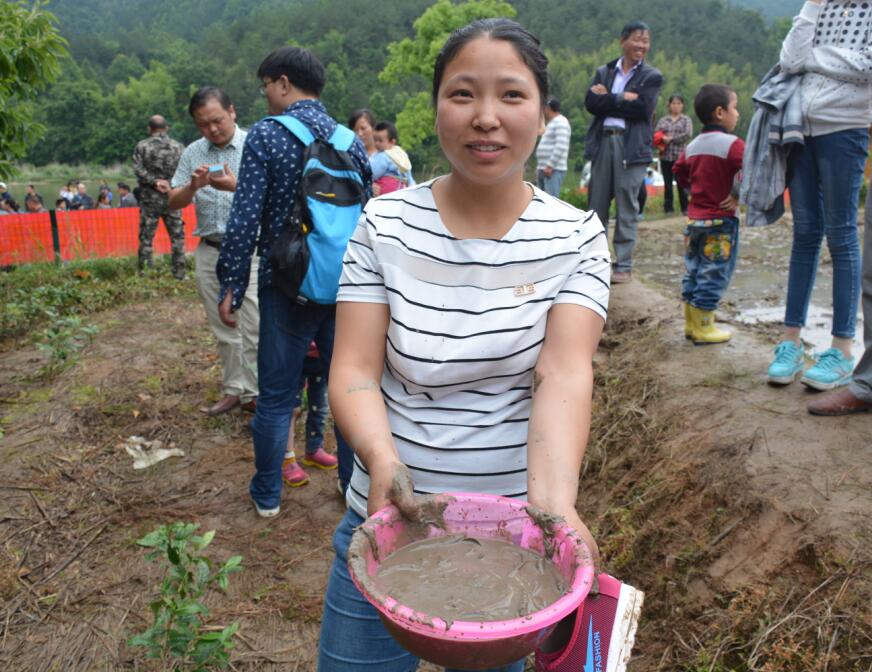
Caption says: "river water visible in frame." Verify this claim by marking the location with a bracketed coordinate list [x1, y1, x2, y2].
[633, 214, 866, 360]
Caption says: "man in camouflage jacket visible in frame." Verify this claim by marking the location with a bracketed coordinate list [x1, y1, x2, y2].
[133, 115, 186, 279]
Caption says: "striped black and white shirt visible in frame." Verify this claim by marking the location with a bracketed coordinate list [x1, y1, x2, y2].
[338, 180, 610, 518]
[535, 114, 571, 172]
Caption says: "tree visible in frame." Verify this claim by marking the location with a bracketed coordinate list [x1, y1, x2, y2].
[379, 0, 517, 152]
[0, 1, 67, 178]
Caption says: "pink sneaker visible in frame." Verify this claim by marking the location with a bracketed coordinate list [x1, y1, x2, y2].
[301, 447, 338, 470]
[535, 573, 644, 672]
[282, 457, 309, 487]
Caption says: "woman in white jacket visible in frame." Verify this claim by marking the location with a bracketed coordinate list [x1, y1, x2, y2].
[767, 0, 872, 390]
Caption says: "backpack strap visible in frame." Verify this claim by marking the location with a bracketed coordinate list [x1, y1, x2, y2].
[265, 115, 314, 146]
[327, 124, 356, 152]
[267, 116, 357, 154]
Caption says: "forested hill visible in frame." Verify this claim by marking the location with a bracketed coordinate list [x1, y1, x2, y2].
[32, 0, 786, 168]
[735, 0, 801, 21]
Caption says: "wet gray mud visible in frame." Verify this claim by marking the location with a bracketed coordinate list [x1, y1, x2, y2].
[633, 213, 866, 359]
[372, 534, 567, 624]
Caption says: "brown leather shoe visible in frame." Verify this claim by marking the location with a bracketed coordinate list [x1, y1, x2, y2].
[202, 394, 241, 416]
[611, 271, 632, 284]
[240, 399, 256, 413]
[807, 386, 872, 416]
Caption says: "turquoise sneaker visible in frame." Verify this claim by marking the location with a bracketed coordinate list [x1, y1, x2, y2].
[767, 340, 805, 385]
[800, 348, 855, 391]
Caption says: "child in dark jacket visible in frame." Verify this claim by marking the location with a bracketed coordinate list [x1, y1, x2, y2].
[674, 84, 745, 344]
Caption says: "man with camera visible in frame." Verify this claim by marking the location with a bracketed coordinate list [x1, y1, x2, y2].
[170, 87, 259, 417]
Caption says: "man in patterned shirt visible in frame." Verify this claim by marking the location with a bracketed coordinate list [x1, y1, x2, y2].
[170, 87, 259, 417]
[216, 47, 371, 517]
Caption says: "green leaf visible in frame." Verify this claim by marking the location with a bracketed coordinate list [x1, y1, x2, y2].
[198, 529, 215, 549]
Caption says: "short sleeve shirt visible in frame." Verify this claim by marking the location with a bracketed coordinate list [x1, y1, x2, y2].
[171, 126, 247, 238]
[338, 180, 611, 518]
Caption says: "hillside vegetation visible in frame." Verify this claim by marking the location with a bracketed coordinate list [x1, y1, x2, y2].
[31, 0, 786, 170]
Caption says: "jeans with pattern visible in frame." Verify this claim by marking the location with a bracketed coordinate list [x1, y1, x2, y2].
[682, 217, 739, 312]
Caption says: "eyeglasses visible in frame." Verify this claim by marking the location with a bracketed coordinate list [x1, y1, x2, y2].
[259, 80, 272, 97]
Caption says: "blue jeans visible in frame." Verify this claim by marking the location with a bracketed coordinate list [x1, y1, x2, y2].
[536, 168, 566, 198]
[318, 509, 526, 672]
[294, 355, 329, 454]
[784, 128, 868, 338]
[251, 287, 353, 508]
[681, 217, 740, 312]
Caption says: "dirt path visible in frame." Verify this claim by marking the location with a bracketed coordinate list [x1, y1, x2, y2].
[0, 267, 869, 670]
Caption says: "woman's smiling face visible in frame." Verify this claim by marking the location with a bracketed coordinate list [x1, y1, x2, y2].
[434, 36, 544, 188]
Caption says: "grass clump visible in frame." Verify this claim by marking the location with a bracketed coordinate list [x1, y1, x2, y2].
[1, 256, 195, 341]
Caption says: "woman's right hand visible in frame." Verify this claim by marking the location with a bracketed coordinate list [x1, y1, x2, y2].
[367, 456, 419, 520]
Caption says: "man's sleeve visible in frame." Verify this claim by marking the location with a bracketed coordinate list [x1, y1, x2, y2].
[171, 146, 193, 189]
[350, 138, 373, 201]
[585, 69, 662, 121]
[584, 68, 610, 115]
[217, 129, 270, 310]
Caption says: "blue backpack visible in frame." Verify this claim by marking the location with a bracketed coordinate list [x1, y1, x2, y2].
[266, 115, 365, 304]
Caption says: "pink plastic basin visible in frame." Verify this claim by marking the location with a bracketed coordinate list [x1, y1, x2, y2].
[348, 492, 595, 670]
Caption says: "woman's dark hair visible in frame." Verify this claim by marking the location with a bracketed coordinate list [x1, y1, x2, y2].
[694, 84, 734, 125]
[667, 94, 685, 105]
[432, 19, 548, 107]
[348, 108, 376, 130]
[188, 86, 233, 117]
[257, 46, 325, 96]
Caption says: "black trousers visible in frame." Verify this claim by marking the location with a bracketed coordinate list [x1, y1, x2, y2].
[661, 160, 688, 213]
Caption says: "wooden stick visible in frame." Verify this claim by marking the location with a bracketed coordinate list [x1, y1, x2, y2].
[37, 524, 106, 587]
[29, 491, 54, 528]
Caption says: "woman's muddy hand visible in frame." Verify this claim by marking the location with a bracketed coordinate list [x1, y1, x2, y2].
[564, 509, 599, 568]
[387, 462, 421, 521]
[366, 458, 418, 519]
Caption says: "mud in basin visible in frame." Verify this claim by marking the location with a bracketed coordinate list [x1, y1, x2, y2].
[347, 493, 595, 670]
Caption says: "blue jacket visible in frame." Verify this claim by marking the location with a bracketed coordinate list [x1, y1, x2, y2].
[584, 58, 663, 166]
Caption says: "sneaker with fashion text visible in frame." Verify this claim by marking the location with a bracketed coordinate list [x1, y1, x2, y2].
[535, 573, 643, 672]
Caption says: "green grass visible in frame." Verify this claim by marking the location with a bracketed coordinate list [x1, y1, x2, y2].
[1, 255, 195, 342]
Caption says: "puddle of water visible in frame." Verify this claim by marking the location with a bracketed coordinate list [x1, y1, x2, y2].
[633, 216, 866, 360]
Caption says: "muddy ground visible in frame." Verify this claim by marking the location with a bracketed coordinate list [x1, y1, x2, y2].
[1, 219, 870, 671]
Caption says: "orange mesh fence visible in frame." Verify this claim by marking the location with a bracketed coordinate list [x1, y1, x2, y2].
[0, 213, 55, 265]
[1, 206, 199, 266]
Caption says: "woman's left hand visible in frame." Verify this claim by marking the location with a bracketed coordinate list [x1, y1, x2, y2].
[549, 503, 599, 567]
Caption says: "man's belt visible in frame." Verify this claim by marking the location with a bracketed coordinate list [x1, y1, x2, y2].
[602, 127, 624, 136]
